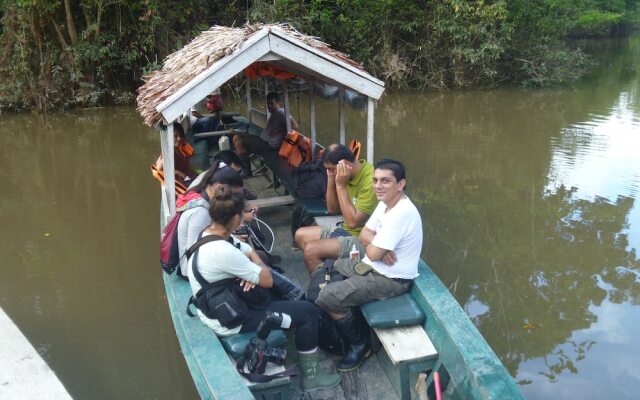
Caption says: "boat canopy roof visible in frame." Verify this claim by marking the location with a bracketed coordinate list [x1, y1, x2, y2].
[136, 23, 385, 127]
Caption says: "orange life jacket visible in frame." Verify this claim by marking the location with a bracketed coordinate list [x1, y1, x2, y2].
[278, 130, 312, 168]
[151, 165, 188, 196]
[348, 139, 362, 160]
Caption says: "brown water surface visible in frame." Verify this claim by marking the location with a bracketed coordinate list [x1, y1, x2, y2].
[0, 37, 639, 399]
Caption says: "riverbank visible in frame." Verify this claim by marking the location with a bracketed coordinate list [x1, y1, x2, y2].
[1, 2, 638, 111]
[0, 307, 71, 399]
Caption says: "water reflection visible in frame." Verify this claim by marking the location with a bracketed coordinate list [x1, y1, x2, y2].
[0, 110, 199, 399]
[380, 38, 640, 399]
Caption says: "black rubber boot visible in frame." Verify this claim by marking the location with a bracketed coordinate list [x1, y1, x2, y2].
[239, 154, 252, 178]
[334, 310, 371, 372]
[270, 268, 306, 300]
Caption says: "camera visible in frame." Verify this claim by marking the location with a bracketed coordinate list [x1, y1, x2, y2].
[233, 224, 250, 236]
[244, 311, 291, 374]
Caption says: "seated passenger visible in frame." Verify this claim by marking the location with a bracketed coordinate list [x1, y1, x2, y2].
[155, 122, 198, 186]
[211, 151, 257, 200]
[177, 161, 301, 299]
[315, 159, 423, 372]
[294, 144, 377, 273]
[177, 161, 243, 278]
[188, 186, 340, 390]
[190, 93, 223, 133]
[232, 92, 298, 177]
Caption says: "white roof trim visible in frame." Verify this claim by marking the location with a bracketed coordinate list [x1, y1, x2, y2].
[269, 27, 384, 86]
[157, 28, 270, 123]
[156, 27, 385, 123]
[269, 35, 384, 99]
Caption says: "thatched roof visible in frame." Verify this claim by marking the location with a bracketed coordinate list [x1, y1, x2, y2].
[136, 23, 377, 127]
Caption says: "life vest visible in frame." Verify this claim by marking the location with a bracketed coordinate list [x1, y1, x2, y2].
[348, 139, 362, 160]
[278, 130, 312, 168]
[151, 165, 188, 196]
[244, 62, 297, 81]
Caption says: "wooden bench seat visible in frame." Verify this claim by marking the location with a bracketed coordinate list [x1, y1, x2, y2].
[361, 294, 438, 399]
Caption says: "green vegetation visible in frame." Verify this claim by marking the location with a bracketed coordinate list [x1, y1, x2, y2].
[1, 0, 639, 111]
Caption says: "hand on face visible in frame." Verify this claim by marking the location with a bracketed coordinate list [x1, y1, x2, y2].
[335, 160, 351, 187]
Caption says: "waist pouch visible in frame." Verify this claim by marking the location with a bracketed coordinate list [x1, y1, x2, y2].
[188, 279, 248, 329]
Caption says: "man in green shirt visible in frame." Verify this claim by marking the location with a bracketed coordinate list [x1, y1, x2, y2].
[294, 144, 377, 273]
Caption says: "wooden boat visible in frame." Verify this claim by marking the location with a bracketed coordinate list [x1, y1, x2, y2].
[139, 24, 523, 399]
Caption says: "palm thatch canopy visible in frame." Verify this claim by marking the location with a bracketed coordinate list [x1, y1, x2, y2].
[136, 23, 384, 127]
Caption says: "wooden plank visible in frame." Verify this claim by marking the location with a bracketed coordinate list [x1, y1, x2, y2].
[310, 80, 317, 160]
[366, 98, 375, 163]
[250, 195, 295, 208]
[257, 52, 283, 62]
[264, 80, 271, 120]
[339, 87, 345, 144]
[158, 31, 270, 124]
[269, 35, 384, 100]
[246, 77, 252, 123]
[193, 128, 235, 139]
[374, 326, 437, 365]
[282, 80, 291, 133]
[160, 124, 176, 214]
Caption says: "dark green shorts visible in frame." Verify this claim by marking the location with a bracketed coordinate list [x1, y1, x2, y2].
[315, 258, 412, 314]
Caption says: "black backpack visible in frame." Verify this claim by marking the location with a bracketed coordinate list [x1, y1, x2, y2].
[291, 159, 327, 198]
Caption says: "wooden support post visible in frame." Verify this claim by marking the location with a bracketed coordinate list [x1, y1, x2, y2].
[281, 80, 291, 133]
[310, 80, 317, 160]
[160, 123, 176, 214]
[184, 109, 191, 132]
[339, 87, 346, 144]
[366, 97, 375, 163]
[246, 77, 252, 123]
[265, 80, 271, 120]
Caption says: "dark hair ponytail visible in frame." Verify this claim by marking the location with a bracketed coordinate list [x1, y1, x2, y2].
[209, 184, 245, 227]
[189, 160, 243, 194]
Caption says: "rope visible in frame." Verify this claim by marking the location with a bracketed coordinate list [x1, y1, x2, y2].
[247, 216, 275, 253]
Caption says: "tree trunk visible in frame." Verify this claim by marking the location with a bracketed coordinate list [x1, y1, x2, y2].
[63, 0, 78, 45]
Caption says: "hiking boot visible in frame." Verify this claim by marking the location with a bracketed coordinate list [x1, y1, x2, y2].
[335, 310, 372, 372]
[299, 350, 341, 391]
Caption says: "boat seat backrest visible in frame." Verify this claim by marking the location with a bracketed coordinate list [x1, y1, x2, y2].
[360, 293, 425, 329]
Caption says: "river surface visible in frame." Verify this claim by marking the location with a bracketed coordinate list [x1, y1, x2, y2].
[1, 37, 639, 399]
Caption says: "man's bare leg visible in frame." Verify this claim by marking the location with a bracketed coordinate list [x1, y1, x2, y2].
[294, 225, 323, 250]
[303, 238, 341, 273]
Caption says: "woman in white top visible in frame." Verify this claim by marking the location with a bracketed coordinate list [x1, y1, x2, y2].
[188, 185, 340, 391]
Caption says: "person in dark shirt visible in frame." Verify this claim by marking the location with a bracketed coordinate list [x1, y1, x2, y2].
[232, 92, 298, 177]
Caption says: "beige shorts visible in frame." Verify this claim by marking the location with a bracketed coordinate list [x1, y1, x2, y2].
[319, 225, 364, 259]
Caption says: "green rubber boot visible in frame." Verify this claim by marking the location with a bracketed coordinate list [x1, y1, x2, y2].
[299, 350, 341, 391]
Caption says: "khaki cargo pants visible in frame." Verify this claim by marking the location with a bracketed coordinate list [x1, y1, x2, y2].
[315, 258, 412, 315]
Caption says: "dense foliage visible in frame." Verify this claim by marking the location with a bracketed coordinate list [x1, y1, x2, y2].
[0, 0, 638, 110]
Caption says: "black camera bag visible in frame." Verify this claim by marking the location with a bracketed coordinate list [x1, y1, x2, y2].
[186, 235, 249, 328]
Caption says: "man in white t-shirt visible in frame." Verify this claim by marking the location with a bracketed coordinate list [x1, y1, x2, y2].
[315, 159, 423, 372]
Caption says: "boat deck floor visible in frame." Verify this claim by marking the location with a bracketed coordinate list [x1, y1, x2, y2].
[243, 173, 400, 400]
